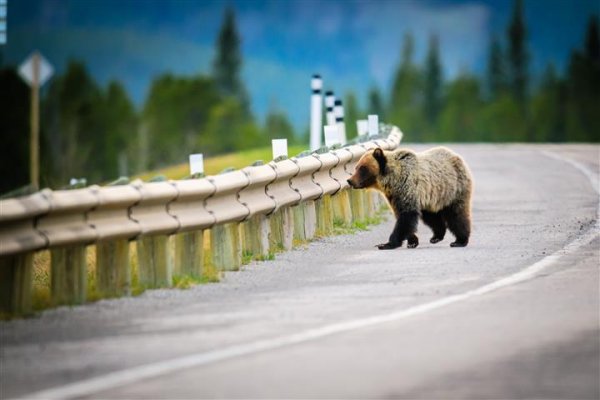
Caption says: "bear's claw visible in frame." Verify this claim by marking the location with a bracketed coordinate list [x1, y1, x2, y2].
[376, 242, 400, 250]
[430, 237, 443, 244]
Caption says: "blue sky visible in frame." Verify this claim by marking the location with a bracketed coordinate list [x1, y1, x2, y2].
[3, 0, 598, 129]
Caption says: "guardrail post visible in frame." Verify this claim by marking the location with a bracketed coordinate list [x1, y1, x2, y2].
[210, 223, 241, 271]
[315, 195, 334, 236]
[51, 245, 87, 305]
[268, 207, 294, 251]
[268, 209, 283, 252]
[304, 200, 317, 239]
[174, 231, 204, 277]
[0, 254, 33, 315]
[292, 204, 306, 243]
[350, 190, 366, 222]
[96, 240, 131, 297]
[332, 189, 353, 227]
[136, 236, 173, 288]
[281, 207, 294, 250]
[369, 190, 383, 216]
[243, 214, 269, 259]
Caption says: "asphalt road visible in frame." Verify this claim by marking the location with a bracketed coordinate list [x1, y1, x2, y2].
[1, 144, 598, 399]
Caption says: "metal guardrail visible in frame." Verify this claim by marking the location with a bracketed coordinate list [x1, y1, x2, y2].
[0, 126, 402, 257]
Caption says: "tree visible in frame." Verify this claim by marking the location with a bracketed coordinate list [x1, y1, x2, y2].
[367, 86, 385, 121]
[143, 74, 220, 167]
[101, 81, 137, 178]
[264, 106, 295, 142]
[0, 67, 30, 193]
[423, 34, 443, 139]
[439, 73, 482, 142]
[565, 15, 600, 142]
[41, 60, 105, 185]
[507, 0, 529, 105]
[201, 98, 262, 154]
[213, 6, 249, 114]
[389, 32, 424, 140]
[486, 35, 507, 99]
[585, 15, 600, 66]
[344, 91, 360, 140]
[530, 64, 567, 142]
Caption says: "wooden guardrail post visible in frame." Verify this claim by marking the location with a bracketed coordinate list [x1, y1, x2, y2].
[316, 195, 334, 236]
[281, 207, 294, 250]
[332, 189, 352, 227]
[304, 200, 317, 239]
[0, 254, 33, 315]
[51, 245, 87, 305]
[292, 201, 317, 242]
[96, 240, 131, 297]
[292, 204, 306, 243]
[210, 223, 242, 271]
[268, 207, 294, 251]
[174, 231, 204, 277]
[243, 214, 269, 259]
[268, 209, 283, 252]
[350, 189, 366, 222]
[136, 236, 173, 288]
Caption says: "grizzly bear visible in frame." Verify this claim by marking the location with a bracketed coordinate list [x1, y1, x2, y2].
[347, 147, 472, 249]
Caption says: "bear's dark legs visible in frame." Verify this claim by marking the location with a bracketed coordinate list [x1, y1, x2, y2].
[421, 211, 446, 244]
[377, 210, 419, 250]
[441, 202, 470, 247]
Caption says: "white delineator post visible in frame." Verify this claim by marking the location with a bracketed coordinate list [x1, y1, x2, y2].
[189, 154, 204, 175]
[357, 119, 368, 136]
[368, 114, 379, 137]
[309, 74, 323, 151]
[334, 99, 346, 144]
[272, 139, 288, 159]
[325, 91, 336, 127]
[324, 125, 341, 147]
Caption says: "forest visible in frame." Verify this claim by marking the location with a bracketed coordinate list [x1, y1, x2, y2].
[0, 0, 598, 193]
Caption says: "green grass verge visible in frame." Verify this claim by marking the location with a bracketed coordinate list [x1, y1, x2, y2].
[135, 145, 306, 181]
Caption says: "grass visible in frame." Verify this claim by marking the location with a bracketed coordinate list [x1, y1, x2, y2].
[135, 145, 307, 181]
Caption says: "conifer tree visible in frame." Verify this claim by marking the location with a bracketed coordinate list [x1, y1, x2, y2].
[389, 32, 423, 139]
[213, 6, 249, 113]
[367, 86, 385, 120]
[486, 35, 506, 99]
[507, 0, 529, 105]
[424, 34, 442, 126]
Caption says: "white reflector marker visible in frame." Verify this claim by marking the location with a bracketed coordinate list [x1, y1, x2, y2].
[272, 139, 288, 159]
[189, 154, 204, 175]
[324, 125, 341, 147]
[368, 115, 379, 137]
[357, 120, 368, 136]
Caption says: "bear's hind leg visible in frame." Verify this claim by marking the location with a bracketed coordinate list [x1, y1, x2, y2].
[441, 202, 470, 247]
[421, 210, 446, 244]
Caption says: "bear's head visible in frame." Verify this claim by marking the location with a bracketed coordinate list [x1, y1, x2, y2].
[347, 148, 387, 189]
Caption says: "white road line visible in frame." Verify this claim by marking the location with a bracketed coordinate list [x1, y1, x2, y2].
[15, 151, 600, 400]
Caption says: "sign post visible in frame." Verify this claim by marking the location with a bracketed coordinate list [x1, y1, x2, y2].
[18, 51, 53, 190]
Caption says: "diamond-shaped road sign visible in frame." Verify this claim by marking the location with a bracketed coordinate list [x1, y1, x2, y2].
[18, 52, 53, 87]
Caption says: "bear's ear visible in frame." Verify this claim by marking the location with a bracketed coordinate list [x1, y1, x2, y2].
[372, 148, 387, 175]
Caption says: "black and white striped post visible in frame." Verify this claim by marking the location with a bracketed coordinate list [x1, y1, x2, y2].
[334, 99, 346, 144]
[325, 91, 336, 127]
[310, 74, 323, 151]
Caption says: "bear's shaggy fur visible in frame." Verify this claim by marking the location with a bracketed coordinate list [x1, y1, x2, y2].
[347, 147, 472, 249]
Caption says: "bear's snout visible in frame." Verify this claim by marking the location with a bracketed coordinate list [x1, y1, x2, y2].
[347, 179, 356, 188]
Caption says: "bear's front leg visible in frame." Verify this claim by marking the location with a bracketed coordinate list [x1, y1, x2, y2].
[377, 210, 420, 250]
